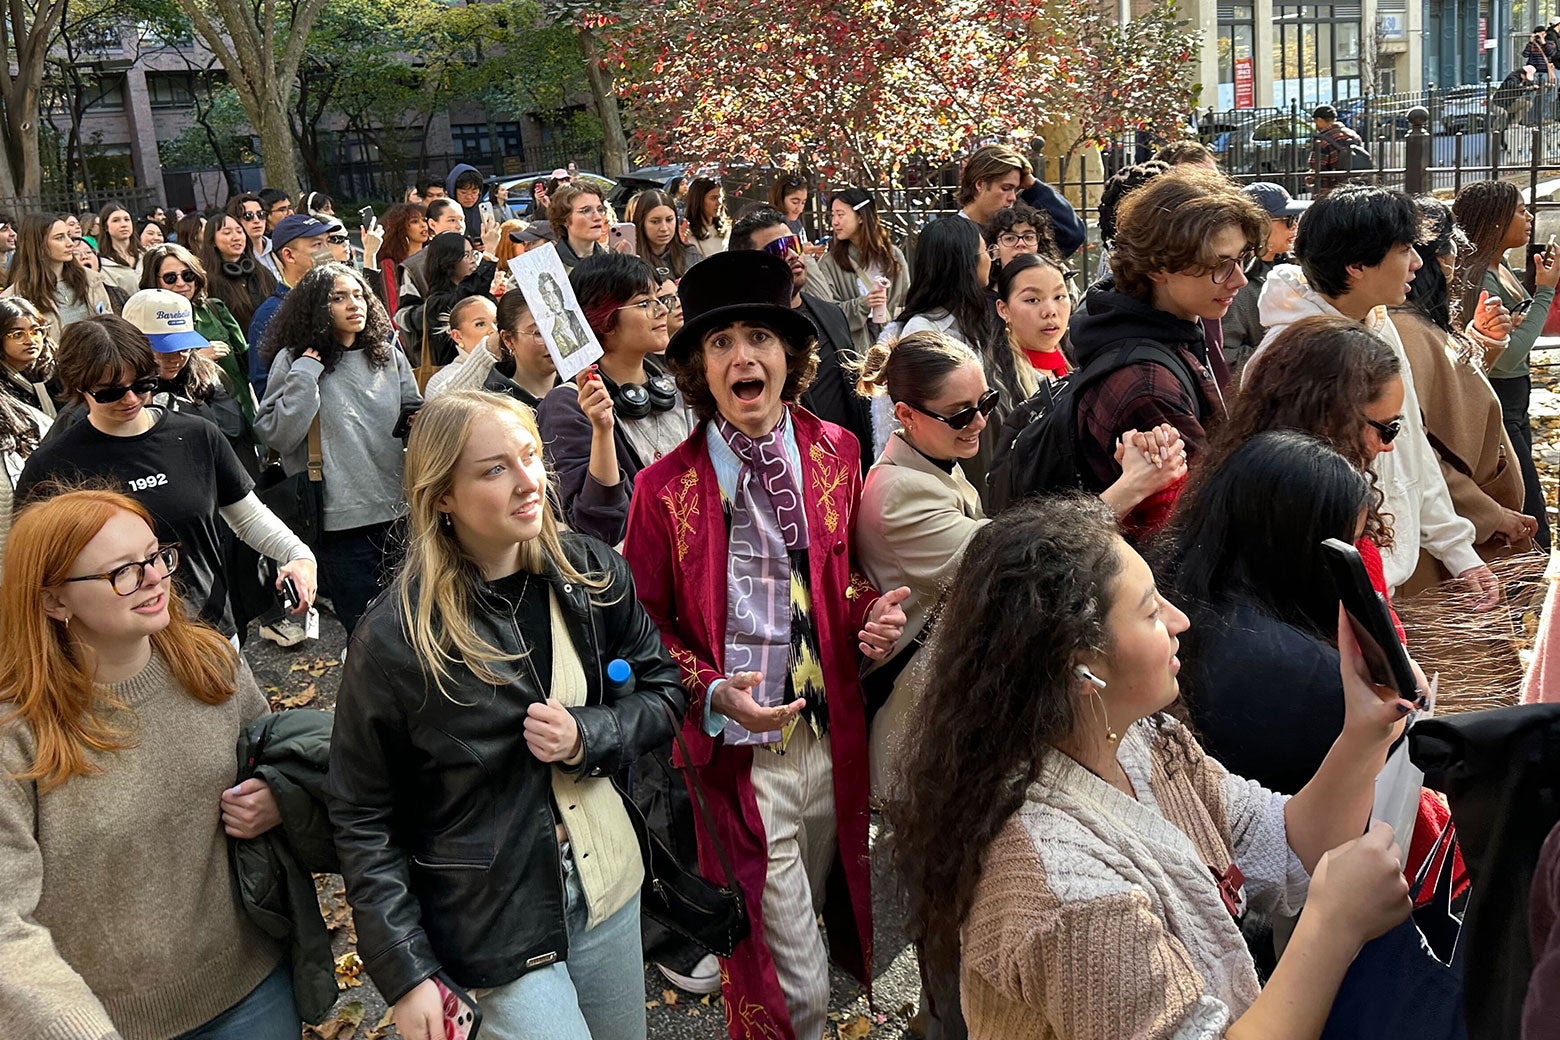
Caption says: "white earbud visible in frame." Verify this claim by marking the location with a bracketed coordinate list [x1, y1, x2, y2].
[1074, 664, 1108, 689]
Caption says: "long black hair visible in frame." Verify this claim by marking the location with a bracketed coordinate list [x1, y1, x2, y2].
[258, 263, 395, 372]
[1166, 429, 1369, 645]
[424, 231, 472, 292]
[891, 494, 1125, 973]
[1402, 195, 1472, 350]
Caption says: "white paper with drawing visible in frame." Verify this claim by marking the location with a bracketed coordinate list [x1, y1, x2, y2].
[508, 245, 602, 382]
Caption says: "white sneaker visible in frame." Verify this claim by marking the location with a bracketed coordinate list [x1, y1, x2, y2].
[656, 953, 721, 995]
[259, 616, 308, 648]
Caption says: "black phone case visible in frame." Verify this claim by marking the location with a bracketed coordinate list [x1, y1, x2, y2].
[1320, 538, 1420, 703]
[434, 971, 483, 1040]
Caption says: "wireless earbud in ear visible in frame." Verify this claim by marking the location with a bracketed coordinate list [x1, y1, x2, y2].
[1074, 664, 1107, 689]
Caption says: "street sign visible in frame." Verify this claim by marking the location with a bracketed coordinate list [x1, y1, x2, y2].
[1235, 57, 1254, 109]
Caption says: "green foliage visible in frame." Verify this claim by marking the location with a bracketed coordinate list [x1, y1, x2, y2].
[158, 85, 256, 168]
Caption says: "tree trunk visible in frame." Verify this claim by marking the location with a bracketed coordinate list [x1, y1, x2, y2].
[253, 93, 301, 196]
[577, 25, 628, 177]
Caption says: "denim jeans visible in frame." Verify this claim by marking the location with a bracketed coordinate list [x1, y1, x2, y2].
[476, 844, 646, 1040]
[319, 520, 396, 635]
[174, 960, 298, 1040]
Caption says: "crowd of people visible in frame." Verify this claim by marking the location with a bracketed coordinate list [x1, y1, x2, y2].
[0, 141, 1558, 1040]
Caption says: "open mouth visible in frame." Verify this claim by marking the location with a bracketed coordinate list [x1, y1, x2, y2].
[732, 378, 765, 402]
[512, 498, 541, 520]
[133, 591, 166, 614]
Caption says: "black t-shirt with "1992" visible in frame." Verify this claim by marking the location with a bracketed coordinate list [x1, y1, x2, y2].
[16, 408, 254, 635]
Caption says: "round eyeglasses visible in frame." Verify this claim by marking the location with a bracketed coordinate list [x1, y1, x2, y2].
[62, 544, 180, 596]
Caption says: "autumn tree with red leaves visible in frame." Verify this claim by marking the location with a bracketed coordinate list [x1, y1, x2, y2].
[611, 0, 1200, 183]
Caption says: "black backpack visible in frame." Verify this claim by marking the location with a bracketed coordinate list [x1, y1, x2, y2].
[986, 340, 1199, 513]
[1325, 126, 1375, 172]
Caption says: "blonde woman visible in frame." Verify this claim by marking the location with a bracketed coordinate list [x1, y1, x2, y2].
[326, 391, 687, 1040]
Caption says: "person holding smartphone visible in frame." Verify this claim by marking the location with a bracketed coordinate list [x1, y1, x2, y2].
[328, 391, 686, 1040]
[254, 263, 420, 635]
[1454, 179, 1560, 551]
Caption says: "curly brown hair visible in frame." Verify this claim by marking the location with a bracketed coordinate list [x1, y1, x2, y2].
[889, 494, 1125, 974]
[664, 319, 818, 422]
[1109, 169, 1270, 299]
[1202, 315, 1399, 548]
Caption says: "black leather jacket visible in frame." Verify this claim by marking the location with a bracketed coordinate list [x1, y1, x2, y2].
[326, 533, 686, 1003]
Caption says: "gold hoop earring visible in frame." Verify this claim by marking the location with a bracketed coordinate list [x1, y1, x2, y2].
[1088, 688, 1118, 745]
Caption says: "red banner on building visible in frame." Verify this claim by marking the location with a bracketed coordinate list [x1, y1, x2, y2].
[1235, 57, 1254, 109]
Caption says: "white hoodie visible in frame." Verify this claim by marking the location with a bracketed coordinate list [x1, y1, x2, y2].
[1248, 265, 1482, 591]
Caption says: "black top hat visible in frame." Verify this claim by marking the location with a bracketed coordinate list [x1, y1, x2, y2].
[665, 251, 818, 365]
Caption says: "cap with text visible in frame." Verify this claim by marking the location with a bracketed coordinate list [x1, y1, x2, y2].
[121, 289, 210, 353]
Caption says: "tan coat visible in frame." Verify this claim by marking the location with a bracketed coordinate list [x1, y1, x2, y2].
[1390, 308, 1530, 562]
[856, 432, 987, 800]
[807, 241, 910, 353]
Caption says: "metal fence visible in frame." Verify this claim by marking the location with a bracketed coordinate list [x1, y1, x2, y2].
[1, 185, 163, 219]
[319, 135, 607, 205]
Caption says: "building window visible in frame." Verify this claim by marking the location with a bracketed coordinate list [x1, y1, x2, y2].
[147, 73, 194, 109]
[85, 77, 127, 112]
[451, 122, 523, 162]
[1217, 4, 1257, 109]
[1273, 2, 1363, 110]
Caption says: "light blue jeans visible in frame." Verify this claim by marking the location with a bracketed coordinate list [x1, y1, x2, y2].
[175, 960, 298, 1039]
[476, 844, 647, 1040]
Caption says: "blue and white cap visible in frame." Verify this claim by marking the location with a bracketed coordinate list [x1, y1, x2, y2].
[121, 288, 210, 353]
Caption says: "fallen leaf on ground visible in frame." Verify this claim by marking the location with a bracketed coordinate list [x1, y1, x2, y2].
[838, 1013, 872, 1040]
[334, 951, 365, 989]
[271, 683, 318, 710]
[364, 1006, 395, 1040]
[645, 1000, 661, 1010]
[304, 1000, 364, 1040]
[662, 988, 679, 1006]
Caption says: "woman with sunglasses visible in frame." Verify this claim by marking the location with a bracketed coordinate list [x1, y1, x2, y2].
[95, 203, 143, 297]
[809, 187, 908, 355]
[202, 210, 278, 336]
[857, 331, 1185, 790]
[1390, 197, 1536, 566]
[0, 298, 62, 417]
[16, 315, 316, 641]
[1071, 169, 1267, 536]
[633, 189, 701, 279]
[537, 253, 692, 547]
[141, 243, 256, 425]
[0, 489, 302, 1039]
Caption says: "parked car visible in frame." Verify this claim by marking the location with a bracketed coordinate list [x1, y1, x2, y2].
[489, 170, 618, 219]
[1335, 95, 1417, 141]
[1438, 85, 1507, 135]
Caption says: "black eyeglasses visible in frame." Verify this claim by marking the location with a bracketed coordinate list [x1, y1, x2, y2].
[760, 234, 802, 259]
[1365, 416, 1402, 444]
[62, 544, 180, 596]
[85, 376, 158, 403]
[1208, 251, 1255, 284]
[908, 389, 999, 430]
[160, 270, 197, 285]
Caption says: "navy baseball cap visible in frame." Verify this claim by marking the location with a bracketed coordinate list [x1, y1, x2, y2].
[1243, 182, 1310, 218]
[270, 213, 329, 252]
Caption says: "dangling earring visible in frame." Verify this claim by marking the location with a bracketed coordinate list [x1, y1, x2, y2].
[439, 512, 452, 529]
[1087, 688, 1117, 745]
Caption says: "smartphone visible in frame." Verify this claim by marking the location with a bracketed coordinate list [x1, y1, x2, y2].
[393, 404, 420, 439]
[433, 972, 483, 1040]
[1320, 538, 1422, 705]
[358, 205, 374, 227]
[279, 576, 301, 613]
[479, 200, 495, 225]
[609, 222, 637, 254]
[1512, 298, 1536, 318]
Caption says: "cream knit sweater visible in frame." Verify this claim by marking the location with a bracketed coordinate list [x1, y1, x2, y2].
[961, 720, 1309, 1040]
[0, 649, 283, 1040]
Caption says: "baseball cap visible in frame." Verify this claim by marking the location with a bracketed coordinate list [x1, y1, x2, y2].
[510, 221, 555, 245]
[271, 213, 329, 252]
[121, 289, 209, 353]
[550, 168, 570, 180]
[1242, 181, 1310, 218]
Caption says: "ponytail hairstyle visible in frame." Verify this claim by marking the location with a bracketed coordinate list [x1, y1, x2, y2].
[397, 391, 608, 700]
[854, 329, 980, 409]
[0, 489, 239, 792]
[827, 187, 900, 281]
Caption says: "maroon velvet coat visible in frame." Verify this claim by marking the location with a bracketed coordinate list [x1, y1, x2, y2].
[623, 405, 877, 1040]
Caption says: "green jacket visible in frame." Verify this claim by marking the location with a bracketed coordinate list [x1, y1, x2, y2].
[194, 297, 257, 425]
[1486, 262, 1556, 380]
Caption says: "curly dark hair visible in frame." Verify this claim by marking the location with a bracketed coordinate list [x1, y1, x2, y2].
[889, 494, 1124, 974]
[1097, 160, 1169, 245]
[257, 263, 395, 373]
[982, 201, 1058, 260]
[1201, 315, 1398, 548]
[664, 319, 818, 423]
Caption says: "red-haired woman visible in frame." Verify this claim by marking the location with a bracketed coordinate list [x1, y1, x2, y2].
[0, 489, 296, 1038]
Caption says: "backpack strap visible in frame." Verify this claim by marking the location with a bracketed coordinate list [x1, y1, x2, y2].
[1073, 339, 1202, 420]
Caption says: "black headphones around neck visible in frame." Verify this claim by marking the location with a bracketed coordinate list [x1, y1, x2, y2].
[221, 256, 256, 278]
[600, 357, 678, 420]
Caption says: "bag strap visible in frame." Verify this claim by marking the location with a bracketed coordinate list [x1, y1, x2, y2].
[306, 414, 323, 483]
[661, 700, 742, 892]
[416, 302, 435, 392]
